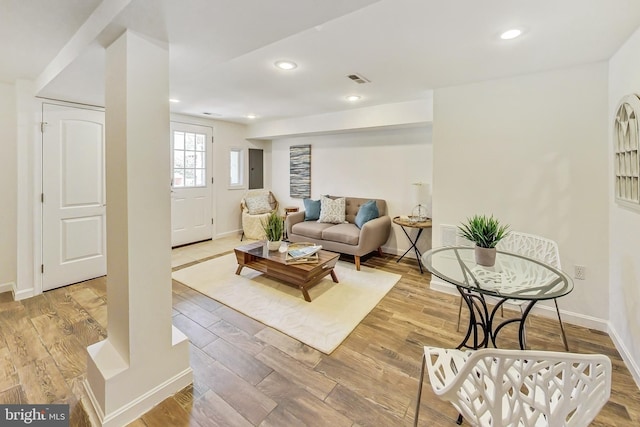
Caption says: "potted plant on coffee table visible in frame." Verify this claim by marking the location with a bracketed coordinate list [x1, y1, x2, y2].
[262, 211, 284, 251]
[458, 214, 510, 267]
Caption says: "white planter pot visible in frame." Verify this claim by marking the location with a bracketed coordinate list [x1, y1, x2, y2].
[267, 240, 282, 251]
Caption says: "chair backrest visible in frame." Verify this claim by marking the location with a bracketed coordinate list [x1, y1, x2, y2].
[240, 189, 278, 213]
[497, 231, 561, 269]
[425, 346, 611, 427]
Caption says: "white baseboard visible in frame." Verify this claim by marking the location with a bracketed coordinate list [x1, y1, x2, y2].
[608, 324, 640, 390]
[381, 245, 415, 257]
[428, 278, 609, 332]
[216, 229, 243, 239]
[12, 284, 34, 301]
[0, 282, 14, 294]
[84, 367, 193, 427]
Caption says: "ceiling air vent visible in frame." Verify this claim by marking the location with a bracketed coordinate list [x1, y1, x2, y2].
[347, 73, 370, 84]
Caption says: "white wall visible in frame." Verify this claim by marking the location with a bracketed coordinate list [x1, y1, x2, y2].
[270, 125, 433, 255]
[171, 114, 270, 238]
[0, 82, 17, 288]
[608, 26, 640, 386]
[432, 62, 610, 330]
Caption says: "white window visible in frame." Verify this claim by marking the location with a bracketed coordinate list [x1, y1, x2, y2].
[173, 131, 207, 188]
[229, 147, 244, 188]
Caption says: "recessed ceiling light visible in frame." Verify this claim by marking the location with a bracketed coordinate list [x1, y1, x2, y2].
[275, 60, 297, 70]
[246, 114, 257, 119]
[346, 95, 361, 102]
[169, 98, 180, 103]
[500, 29, 522, 40]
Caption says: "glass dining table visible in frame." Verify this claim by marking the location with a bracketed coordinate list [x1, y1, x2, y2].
[422, 246, 573, 350]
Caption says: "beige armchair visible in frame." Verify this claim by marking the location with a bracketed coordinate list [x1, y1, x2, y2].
[240, 189, 278, 240]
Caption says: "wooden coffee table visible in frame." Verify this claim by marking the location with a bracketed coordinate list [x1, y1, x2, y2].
[234, 241, 339, 302]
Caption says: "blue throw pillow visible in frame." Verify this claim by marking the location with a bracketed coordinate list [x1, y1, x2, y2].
[355, 200, 379, 228]
[303, 198, 321, 221]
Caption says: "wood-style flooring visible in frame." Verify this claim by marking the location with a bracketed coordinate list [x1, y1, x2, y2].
[0, 249, 638, 426]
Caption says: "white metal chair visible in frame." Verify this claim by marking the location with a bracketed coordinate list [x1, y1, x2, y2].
[456, 231, 570, 351]
[414, 346, 612, 427]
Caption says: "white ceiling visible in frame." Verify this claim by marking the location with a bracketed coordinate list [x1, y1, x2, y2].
[3, 0, 640, 124]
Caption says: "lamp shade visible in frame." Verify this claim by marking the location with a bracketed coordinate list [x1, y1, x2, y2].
[412, 182, 429, 204]
[411, 182, 430, 220]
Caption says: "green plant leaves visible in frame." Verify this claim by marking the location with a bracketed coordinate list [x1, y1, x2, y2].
[261, 211, 283, 241]
[457, 214, 509, 248]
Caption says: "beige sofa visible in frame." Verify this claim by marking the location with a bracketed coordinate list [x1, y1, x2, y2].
[286, 197, 391, 270]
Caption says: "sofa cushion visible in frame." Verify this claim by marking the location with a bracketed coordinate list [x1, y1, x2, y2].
[355, 200, 379, 228]
[321, 223, 360, 245]
[318, 196, 346, 223]
[303, 198, 321, 221]
[291, 221, 334, 240]
[245, 194, 272, 214]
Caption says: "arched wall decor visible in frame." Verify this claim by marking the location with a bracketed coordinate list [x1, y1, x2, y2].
[614, 94, 640, 209]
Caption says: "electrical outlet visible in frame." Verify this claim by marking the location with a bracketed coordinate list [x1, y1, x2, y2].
[574, 265, 586, 280]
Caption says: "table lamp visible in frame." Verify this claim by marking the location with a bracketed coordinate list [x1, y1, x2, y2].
[411, 182, 430, 222]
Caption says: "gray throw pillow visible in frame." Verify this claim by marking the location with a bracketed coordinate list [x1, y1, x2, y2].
[303, 198, 321, 221]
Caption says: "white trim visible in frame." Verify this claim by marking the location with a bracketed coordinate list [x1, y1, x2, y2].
[13, 285, 35, 301]
[0, 282, 14, 294]
[381, 244, 399, 256]
[228, 146, 246, 189]
[16, 81, 37, 300]
[216, 229, 243, 239]
[608, 323, 640, 390]
[428, 278, 609, 332]
[83, 367, 193, 427]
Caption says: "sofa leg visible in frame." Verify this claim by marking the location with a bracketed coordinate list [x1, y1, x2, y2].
[377, 247, 383, 257]
[355, 256, 361, 271]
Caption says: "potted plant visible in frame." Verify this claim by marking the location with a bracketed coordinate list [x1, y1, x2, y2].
[458, 214, 510, 266]
[262, 211, 284, 250]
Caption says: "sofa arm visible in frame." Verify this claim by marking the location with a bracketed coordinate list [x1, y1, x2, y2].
[286, 211, 305, 236]
[359, 215, 392, 250]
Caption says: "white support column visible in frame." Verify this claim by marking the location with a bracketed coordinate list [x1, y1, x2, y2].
[84, 30, 192, 427]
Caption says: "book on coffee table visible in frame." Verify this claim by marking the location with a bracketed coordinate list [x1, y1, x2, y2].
[287, 243, 322, 260]
[285, 252, 319, 264]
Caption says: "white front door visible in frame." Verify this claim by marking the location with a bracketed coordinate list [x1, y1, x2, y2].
[42, 103, 106, 291]
[171, 122, 214, 247]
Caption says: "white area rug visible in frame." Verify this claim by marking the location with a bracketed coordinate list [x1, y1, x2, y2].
[171, 253, 401, 354]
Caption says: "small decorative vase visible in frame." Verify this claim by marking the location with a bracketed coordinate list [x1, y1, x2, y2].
[267, 240, 282, 251]
[475, 246, 496, 267]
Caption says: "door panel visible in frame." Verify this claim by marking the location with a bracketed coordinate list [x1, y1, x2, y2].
[42, 103, 106, 291]
[171, 123, 213, 246]
[62, 216, 104, 261]
[248, 148, 264, 189]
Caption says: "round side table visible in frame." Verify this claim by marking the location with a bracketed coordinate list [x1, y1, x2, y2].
[393, 216, 433, 273]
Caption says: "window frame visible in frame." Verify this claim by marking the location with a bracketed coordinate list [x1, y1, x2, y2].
[229, 147, 245, 189]
[172, 130, 208, 189]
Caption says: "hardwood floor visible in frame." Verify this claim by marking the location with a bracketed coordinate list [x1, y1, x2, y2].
[0, 250, 638, 426]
